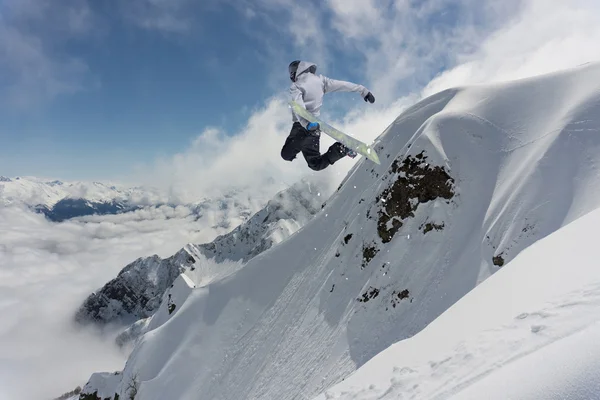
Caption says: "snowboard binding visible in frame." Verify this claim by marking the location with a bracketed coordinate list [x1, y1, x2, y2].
[331, 142, 357, 158]
[345, 147, 358, 158]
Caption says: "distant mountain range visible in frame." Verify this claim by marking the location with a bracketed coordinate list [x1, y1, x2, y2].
[33, 198, 139, 222]
[0, 176, 282, 224]
[0, 176, 165, 221]
[0, 176, 162, 207]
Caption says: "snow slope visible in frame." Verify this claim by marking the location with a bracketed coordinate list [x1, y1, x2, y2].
[315, 207, 600, 400]
[81, 63, 600, 400]
[75, 246, 198, 325]
[75, 179, 323, 328]
[197, 178, 324, 263]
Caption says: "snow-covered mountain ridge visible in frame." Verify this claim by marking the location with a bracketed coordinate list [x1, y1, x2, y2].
[196, 179, 323, 263]
[75, 179, 324, 340]
[0, 175, 281, 224]
[0, 176, 165, 221]
[80, 63, 600, 400]
[0, 176, 160, 208]
[316, 207, 600, 400]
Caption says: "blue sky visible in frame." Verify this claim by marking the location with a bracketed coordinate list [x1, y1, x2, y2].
[1, 0, 598, 184]
[0, 0, 490, 181]
[0, 1, 301, 179]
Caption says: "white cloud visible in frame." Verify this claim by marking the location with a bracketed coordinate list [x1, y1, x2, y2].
[219, 0, 524, 103]
[0, 0, 96, 108]
[134, 0, 600, 210]
[224, 0, 329, 71]
[244, 7, 257, 19]
[0, 198, 269, 400]
[324, 0, 507, 102]
[424, 0, 600, 95]
[132, 96, 350, 203]
[135, 0, 600, 232]
[4, 1, 600, 398]
[131, 93, 414, 207]
[327, 0, 385, 40]
[0, 26, 88, 107]
[320, 0, 600, 105]
[120, 0, 192, 33]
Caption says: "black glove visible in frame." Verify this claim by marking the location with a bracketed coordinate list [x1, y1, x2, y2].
[364, 92, 375, 103]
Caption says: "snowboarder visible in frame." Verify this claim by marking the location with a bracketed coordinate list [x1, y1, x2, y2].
[281, 60, 375, 171]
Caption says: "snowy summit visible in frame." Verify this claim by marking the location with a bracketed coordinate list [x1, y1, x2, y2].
[79, 63, 600, 400]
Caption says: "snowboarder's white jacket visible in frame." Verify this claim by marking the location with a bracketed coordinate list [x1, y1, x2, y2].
[290, 61, 370, 128]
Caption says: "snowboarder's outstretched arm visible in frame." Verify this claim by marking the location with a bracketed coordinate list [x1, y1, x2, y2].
[321, 76, 375, 103]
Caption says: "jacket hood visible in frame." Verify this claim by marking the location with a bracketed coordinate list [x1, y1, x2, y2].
[295, 61, 317, 81]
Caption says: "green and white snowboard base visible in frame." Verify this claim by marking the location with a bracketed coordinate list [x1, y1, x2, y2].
[289, 100, 381, 165]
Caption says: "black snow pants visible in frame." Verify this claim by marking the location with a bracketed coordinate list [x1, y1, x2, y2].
[280, 122, 345, 171]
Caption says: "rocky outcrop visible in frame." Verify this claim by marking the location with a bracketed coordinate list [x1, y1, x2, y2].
[75, 249, 196, 324]
[75, 179, 325, 328]
[198, 180, 322, 263]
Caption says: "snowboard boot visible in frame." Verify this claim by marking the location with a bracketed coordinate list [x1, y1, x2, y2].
[330, 142, 357, 160]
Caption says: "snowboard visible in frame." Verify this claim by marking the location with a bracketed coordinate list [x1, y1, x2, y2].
[289, 100, 381, 165]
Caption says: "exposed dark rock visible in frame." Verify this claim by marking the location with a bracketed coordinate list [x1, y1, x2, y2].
[344, 234, 353, 244]
[79, 371, 123, 400]
[522, 224, 534, 233]
[362, 243, 379, 269]
[493, 254, 505, 267]
[168, 294, 176, 315]
[376, 151, 454, 243]
[125, 374, 139, 400]
[79, 391, 100, 400]
[75, 249, 196, 325]
[391, 289, 411, 308]
[422, 222, 445, 234]
[53, 386, 82, 400]
[358, 287, 380, 303]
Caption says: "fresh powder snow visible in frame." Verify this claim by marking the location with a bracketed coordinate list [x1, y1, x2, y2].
[315, 207, 600, 399]
[81, 62, 600, 400]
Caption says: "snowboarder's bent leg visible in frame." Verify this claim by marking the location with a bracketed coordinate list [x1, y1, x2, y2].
[282, 123, 346, 170]
[302, 136, 346, 171]
[281, 122, 306, 161]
